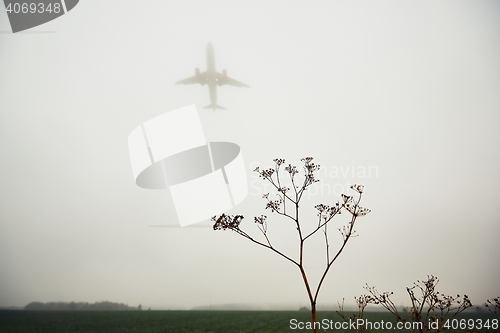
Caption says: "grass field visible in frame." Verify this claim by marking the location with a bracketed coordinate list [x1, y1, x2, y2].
[0, 310, 498, 333]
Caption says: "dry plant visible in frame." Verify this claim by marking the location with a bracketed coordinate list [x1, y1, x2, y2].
[484, 297, 500, 314]
[336, 294, 374, 332]
[341, 275, 473, 333]
[212, 157, 370, 333]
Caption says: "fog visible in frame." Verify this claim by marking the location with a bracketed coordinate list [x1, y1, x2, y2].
[0, 0, 499, 310]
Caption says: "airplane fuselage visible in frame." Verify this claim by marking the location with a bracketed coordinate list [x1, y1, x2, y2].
[205, 43, 218, 108]
[176, 42, 248, 110]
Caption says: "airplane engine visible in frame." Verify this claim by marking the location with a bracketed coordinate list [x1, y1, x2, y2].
[195, 68, 200, 76]
[222, 69, 227, 77]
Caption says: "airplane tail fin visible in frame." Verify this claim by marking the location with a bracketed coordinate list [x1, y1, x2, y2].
[203, 104, 226, 110]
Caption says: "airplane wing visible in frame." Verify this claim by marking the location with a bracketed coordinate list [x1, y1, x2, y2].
[176, 72, 207, 85]
[216, 72, 249, 87]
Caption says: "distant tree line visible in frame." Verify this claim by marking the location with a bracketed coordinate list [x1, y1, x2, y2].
[24, 301, 141, 311]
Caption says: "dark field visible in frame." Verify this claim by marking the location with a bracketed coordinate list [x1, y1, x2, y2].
[0, 310, 498, 333]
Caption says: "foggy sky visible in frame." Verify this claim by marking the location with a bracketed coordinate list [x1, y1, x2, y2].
[0, 0, 499, 310]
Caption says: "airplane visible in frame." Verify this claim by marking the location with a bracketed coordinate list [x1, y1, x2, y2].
[176, 42, 249, 110]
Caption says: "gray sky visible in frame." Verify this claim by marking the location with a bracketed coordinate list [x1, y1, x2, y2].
[0, 0, 499, 310]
